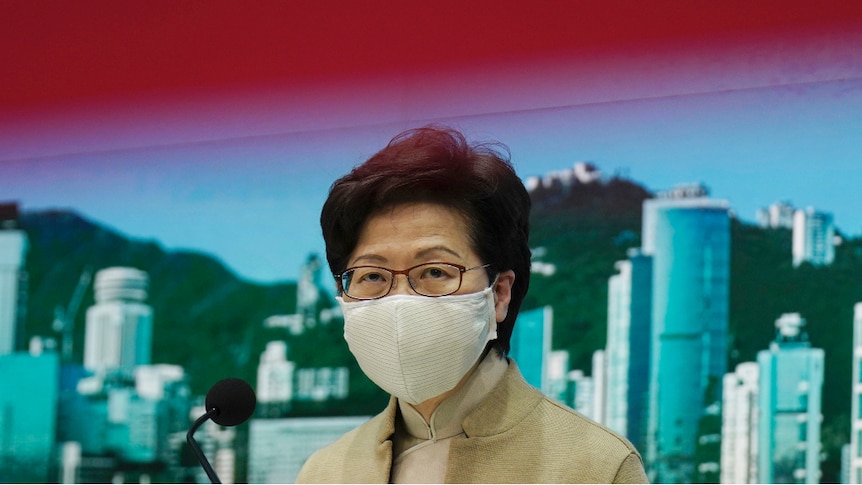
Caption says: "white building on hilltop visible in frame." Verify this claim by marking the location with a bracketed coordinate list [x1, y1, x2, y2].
[756, 201, 795, 229]
[524, 162, 602, 192]
[792, 207, 835, 267]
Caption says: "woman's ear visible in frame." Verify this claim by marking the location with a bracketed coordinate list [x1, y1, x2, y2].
[493, 270, 515, 323]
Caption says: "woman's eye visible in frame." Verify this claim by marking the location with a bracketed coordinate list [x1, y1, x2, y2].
[360, 272, 386, 283]
[422, 266, 452, 279]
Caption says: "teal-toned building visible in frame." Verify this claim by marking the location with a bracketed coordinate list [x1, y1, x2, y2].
[57, 365, 192, 482]
[757, 313, 823, 484]
[641, 190, 730, 483]
[0, 351, 60, 483]
[510, 306, 552, 391]
[606, 248, 652, 453]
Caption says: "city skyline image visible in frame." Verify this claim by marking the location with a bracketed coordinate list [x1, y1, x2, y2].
[2, 3, 862, 483]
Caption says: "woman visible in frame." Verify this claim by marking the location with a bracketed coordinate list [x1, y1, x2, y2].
[296, 127, 647, 483]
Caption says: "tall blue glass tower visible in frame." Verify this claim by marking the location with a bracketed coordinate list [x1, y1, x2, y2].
[642, 194, 730, 483]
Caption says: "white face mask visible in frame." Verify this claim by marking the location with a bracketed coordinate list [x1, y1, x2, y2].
[339, 286, 498, 405]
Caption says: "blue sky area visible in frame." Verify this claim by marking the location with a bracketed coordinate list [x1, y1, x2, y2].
[2, 27, 860, 282]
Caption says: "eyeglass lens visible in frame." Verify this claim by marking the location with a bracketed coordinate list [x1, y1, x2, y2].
[343, 263, 465, 299]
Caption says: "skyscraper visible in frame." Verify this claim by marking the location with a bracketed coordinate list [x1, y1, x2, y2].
[568, 369, 596, 420]
[0, 203, 28, 355]
[0, 349, 60, 482]
[849, 303, 862, 483]
[296, 254, 324, 328]
[84, 267, 153, 373]
[642, 187, 730, 483]
[510, 306, 553, 391]
[605, 248, 652, 451]
[757, 313, 824, 484]
[792, 207, 835, 267]
[720, 362, 759, 484]
[257, 341, 295, 417]
[545, 350, 571, 405]
[591, 349, 606, 425]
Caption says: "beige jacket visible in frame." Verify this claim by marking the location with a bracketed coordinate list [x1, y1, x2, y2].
[296, 360, 647, 483]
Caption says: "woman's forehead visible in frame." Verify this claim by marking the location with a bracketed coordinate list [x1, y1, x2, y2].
[350, 202, 477, 266]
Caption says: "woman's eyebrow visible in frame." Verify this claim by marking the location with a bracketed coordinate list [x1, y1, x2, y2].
[349, 246, 463, 267]
[415, 245, 462, 260]
[350, 253, 388, 266]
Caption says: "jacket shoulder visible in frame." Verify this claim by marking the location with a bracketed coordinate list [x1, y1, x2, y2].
[540, 395, 639, 453]
[526, 394, 647, 483]
[454, 362, 647, 483]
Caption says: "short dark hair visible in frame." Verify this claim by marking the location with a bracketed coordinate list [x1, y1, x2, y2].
[320, 126, 531, 354]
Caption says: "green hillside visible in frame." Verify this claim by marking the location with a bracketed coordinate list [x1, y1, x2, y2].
[526, 176, 650, 373]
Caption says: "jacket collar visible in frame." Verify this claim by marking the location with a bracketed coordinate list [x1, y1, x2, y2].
[345, 359, 540, 482]
[367, 358, 539, 452]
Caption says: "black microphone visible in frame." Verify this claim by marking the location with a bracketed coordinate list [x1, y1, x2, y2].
[187, 378, 257, 484]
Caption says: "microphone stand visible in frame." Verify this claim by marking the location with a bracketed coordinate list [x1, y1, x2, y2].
[187, 408, 222, 484]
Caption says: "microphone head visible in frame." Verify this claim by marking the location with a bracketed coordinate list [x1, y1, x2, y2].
[205, 378, 257, 426]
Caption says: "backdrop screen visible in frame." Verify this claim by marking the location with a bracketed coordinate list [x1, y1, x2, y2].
[1, 3, 861, 483]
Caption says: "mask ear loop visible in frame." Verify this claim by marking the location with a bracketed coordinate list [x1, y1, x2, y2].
[488, 273, 501, 305]
[484, 267, 515, 316]
[478, 277, 502, 363]
[485, 275, 501, 342]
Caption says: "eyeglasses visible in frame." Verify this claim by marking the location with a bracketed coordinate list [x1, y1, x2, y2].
[337, 262, 491, 300]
